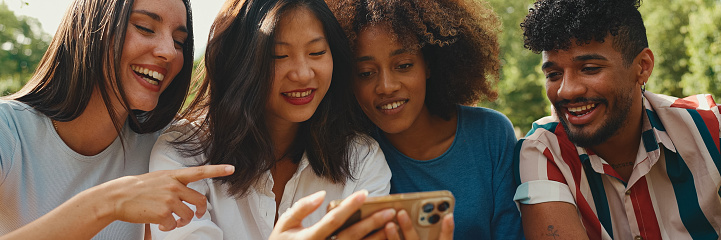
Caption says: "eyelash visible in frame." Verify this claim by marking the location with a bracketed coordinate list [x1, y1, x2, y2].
[310, 50, 326, 56]
[134, 24, 154, 34]
[273, 50, 328, 59]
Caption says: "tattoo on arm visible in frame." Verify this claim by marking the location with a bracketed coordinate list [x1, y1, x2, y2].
[546, 225, 559, 239]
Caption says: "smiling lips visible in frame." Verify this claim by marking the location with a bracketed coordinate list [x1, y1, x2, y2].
[379, 100, 408, 110]
[282, 89, 315, 105]
[132, 65, 165, 86]
[567, 103, 597, 116]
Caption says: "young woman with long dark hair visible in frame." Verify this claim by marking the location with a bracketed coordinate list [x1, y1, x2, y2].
[149, 0, 393, 238]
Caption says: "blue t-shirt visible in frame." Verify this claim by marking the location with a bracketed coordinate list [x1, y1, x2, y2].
[374, 105, 523, 240]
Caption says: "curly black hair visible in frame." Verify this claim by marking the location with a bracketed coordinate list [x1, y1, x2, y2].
[522, 0, 648, 66]
[327, 0, 501, 120]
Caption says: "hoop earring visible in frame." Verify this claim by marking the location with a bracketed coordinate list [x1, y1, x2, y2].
[641, 82, 646, 93]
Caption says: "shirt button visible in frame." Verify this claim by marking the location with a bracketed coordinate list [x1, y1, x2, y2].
[635, 236, 643, 240]
[626, 190, 631, 195]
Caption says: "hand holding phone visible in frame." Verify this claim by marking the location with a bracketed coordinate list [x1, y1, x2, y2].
[327, 190, 455, 240]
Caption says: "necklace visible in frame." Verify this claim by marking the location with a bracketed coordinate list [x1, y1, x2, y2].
[51, 119, 59, 132]
[609, 161, 635, 168]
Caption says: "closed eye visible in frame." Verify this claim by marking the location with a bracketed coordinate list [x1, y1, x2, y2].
[357, 71, 374, 78]
[582, 67, 601, 73]
[134, 24, 154, 34]
[397, 63, 413, 69]
[273, 55, 289, 59]
[545, 72, 561, 80]
[310, 50, 327, 56]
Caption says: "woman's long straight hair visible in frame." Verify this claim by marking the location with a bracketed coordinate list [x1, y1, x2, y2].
[176, 0, 368, 198]
[7, 0, 195, 134]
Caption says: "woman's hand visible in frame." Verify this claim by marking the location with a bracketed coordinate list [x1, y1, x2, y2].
[0, 164, 234, 240]
[384, 210, 454, 240]
[270, 190, 396, 240]
[98, 164, 235, 231]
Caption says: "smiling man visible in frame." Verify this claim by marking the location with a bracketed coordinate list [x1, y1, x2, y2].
[513, 0, 721, 239]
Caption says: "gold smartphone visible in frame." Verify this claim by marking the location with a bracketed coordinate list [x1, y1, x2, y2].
[327, 190, 455, 240]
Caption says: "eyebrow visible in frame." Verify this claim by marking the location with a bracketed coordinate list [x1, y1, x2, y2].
[275, 36, 326, 46]
[541, 54, 608, 70]
[132, 10, 188, 33]
[356, 48, 412, 62]
[574, 54, 607, 62]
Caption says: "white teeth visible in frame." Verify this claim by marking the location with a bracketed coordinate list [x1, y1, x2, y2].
[131, 65, 165, 82]
[568, 103, 596, 113]
[380, 100, 406, 110]
[143, 77, 159, 85]
[284, 90, 312, 98]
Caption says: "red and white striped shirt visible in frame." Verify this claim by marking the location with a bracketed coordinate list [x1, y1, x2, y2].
[514, 92, 721, 240]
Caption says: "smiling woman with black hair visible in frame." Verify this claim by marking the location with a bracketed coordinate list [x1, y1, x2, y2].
[148, 0, 394, 239]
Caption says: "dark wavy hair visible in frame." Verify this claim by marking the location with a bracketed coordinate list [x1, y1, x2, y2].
[521, 0, 648, 66]
[327, 0, 501, 120]
[7, 0, 194, 134]
[177, 0, 364, 198]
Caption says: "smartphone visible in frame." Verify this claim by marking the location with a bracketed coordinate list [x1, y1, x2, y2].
[327, 190, 455, 240]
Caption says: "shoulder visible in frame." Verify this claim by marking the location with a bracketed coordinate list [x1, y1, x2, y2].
[149, 119, 206, 169]
[458, 105, 513, 129]
[516, 115, 569, 164]
[0, 100, 46, 144]
[457, 105, 515, 140]
[0, 100, 41, 122]
[347, 133, 383, 162]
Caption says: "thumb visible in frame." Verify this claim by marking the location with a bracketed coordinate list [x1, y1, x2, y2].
[174, 164, 234, 185]
[275, 191, 326, 231]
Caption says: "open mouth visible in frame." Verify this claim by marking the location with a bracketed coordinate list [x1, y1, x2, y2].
[567, 103, 597, 116]
[131, 65, 165, 86]
[282, 89, 313, 98]
[378, 100, 408, 110]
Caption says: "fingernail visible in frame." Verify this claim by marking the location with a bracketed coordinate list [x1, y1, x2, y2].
[225, 165, 235, 173]
[311, 190, 326, 204]
[355, 190, 368, 204]
[384, 209, 397, 219]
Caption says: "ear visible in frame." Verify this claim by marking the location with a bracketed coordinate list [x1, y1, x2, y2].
[635, 48, 654, 85]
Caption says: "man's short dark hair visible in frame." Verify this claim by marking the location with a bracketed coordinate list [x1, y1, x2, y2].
[521, 0, 649, 66]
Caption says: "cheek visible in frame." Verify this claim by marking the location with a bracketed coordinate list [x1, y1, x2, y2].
[545, 81, 558, 100]
[353, 83, 375, 110]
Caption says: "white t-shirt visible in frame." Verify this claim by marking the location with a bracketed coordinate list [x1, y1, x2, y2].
[149, 121, 391, 240]
[0, 100, 160, 239]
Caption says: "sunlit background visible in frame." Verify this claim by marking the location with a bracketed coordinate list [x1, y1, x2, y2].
[1, 0, 719, 135]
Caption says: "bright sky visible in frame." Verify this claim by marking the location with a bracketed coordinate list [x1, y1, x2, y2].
[5, 0, 226, 59]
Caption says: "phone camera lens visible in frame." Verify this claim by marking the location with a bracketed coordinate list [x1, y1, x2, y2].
[428, 214, 441, 224]
[438, 201, 450, 211]
[422, 203, 434, 213]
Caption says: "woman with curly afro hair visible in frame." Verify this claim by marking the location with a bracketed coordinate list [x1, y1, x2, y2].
[326, 0, 523, 239]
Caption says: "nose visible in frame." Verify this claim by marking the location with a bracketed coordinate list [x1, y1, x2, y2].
[287, 57, 314, 84]
[375, 70, 401, 95]
[556, 73, 586, 101]
[153, 35, 179, 63]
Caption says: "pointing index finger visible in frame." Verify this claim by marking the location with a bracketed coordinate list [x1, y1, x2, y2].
[174, 165, 235, 185]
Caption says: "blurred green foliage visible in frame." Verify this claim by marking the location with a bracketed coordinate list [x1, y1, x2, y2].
[0, 2, 50, 95]
[2, 0, 719, 135]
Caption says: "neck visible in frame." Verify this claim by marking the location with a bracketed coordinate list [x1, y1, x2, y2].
[385, 106, 457, 160]
[54, 90, 128, 156]
[267, 120, 300, 160]
[590, 94, 645, 167]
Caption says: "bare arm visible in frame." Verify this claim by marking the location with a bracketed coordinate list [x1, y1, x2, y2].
[520, 202, 589, 240]
[0, 165, 234, 240]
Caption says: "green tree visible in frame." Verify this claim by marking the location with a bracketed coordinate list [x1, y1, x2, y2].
[482, 0, 547, 135]
[0, 2, 50, 95]
[640, 0, 693, 97]
[682, 1, 721, 98]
